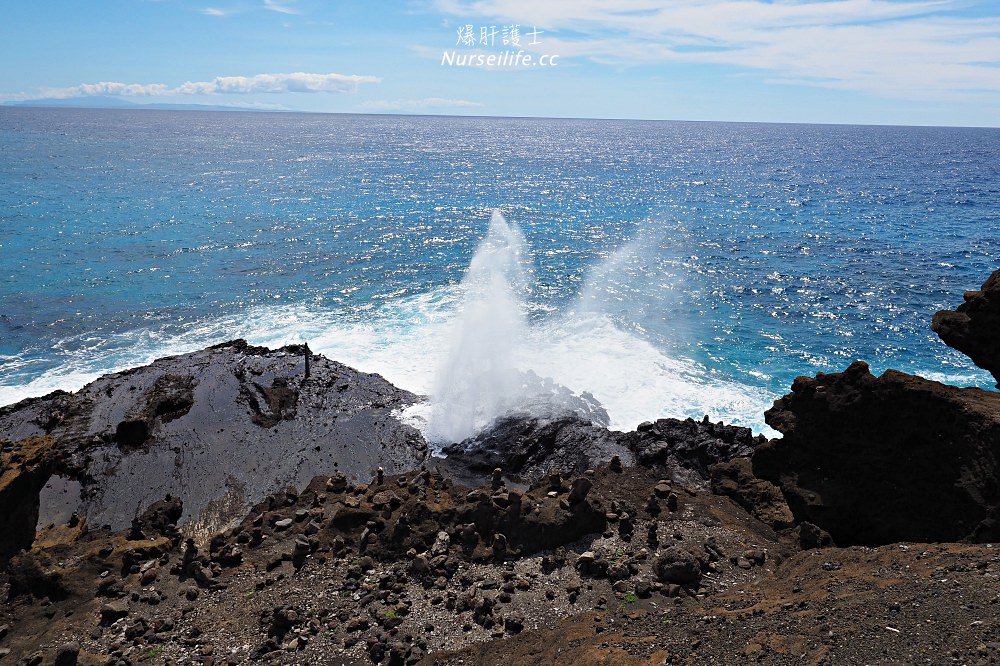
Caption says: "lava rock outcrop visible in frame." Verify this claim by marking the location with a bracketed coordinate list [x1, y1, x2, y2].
[754, 361, 1000, 545]
[0, 340, 426, 553]
[932, 268, 1000, 388]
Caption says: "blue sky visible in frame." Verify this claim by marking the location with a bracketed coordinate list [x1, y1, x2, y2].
[2, 0, 999, 126]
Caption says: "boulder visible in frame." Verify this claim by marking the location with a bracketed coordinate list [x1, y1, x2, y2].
[654, 546, 702, 585]
[626, 416, 759, 481]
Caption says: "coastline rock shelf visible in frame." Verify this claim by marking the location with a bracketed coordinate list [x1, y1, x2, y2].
[0, 339, 426, 558]
[0, 269, 998, 665]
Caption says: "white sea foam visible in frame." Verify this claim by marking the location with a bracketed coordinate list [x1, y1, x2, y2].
[0, 214, 783, 438]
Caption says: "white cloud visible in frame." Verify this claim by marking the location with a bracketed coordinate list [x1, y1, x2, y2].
[202, 8, 227, 16]
[434, 0, 1000, 100]
[358, 97, 484, 111]
[263, 0, 299, 14]
[174, 72, 380, 94]
[22, 72, 380, 101]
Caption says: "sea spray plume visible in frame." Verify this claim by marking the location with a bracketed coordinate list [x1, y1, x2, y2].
[426, 211, 530, 444]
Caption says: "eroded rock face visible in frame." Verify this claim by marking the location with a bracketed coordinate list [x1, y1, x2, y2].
[0, 341, 427, 542]
[755, 361, 1000, 545]
[932, 269, 1000, 389]
[0, 437, 59, 560]
[709, 457, 794, 531]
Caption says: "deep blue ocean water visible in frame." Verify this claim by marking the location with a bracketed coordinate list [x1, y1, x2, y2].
[1, 107, 998, 435]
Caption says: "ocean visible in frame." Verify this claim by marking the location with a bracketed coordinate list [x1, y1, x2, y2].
[1, 107, 998, 438]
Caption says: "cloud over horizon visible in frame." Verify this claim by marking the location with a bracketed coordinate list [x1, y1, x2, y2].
[8, 72, 380, 102]
[435, 0, 1000, 100]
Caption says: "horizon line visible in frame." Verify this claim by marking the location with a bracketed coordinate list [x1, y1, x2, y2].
[3, 100, 999, 131]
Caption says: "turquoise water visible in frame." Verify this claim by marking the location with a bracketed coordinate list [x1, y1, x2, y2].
[1, 107, 998, 434]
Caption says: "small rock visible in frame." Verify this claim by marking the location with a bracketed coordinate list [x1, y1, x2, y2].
[431, 531, 450, 556]
[53, 642, 80, 666]
[799, 522, 834, 549]
[274, 518, 293, 530]
[569, 477, 593, 504]
[505, 614, 525, 633]
[293, 536, 311, 557]
[371, 490, 401, 508]
[100, 600, 130, 622]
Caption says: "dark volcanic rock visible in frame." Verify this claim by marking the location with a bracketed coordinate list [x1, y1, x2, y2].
[445, 412, 757, 487]
[710, 457, 794, 531]
[755, 361, 1000, 545]
[443, 412, 634, 484]
[654, 546, 702, 585]
[625, 417, 759, 482]
[0, 340, 426, 540]
[932, 269, 1000, 388]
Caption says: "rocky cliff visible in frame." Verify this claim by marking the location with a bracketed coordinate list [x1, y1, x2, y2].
[754, 361, 1000, 545]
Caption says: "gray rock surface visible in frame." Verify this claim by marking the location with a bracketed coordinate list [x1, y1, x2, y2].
[0, 340, 426, 539]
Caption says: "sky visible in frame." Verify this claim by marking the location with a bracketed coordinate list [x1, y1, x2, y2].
[1, 0, 1000, 126]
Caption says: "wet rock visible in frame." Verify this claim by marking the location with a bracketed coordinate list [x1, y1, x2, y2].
[627, 417, 757, 481]
[444, 413, 634, 484]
